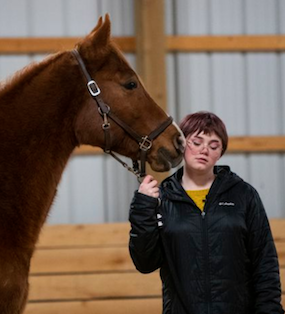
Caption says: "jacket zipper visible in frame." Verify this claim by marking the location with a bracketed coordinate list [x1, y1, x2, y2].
[201, 208, 211, 314]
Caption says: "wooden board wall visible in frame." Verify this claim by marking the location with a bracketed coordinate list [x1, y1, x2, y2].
[23, 220, 285, 313]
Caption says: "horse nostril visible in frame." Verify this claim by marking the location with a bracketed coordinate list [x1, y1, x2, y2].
[173, 134, 185, 153]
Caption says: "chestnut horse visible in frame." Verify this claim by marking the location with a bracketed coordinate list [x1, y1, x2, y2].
[0, 14, 183, 314]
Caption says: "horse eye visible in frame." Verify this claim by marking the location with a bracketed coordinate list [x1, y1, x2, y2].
[124, 81, 137, 90]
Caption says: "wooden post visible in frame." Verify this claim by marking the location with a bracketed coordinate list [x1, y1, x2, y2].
[135, 0, 169, 183]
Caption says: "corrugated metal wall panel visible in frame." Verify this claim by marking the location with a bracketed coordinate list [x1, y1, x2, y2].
[280, 0, 285, 33]
[172, 0, 210, 35]
[209, 0, 244, 35]
[0, 56, 31, 80]
[245, 0, 278, 34]
[60, 0, 100, 36]
[211, 54, 247, 135]
[248, 155, 284, 217]
[246, 54, 281, 135]
[281, 54, 285, 133]
[100, 0, 134, 36]
[0, 0, 29, 36]
[176, 54, 212, 116]
[28, 0, 66, 36]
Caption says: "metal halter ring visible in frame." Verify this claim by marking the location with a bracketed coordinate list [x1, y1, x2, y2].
[139, 136, 152, 151]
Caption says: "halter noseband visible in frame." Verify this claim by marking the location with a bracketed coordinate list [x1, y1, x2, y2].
[72, 49, 173, 181]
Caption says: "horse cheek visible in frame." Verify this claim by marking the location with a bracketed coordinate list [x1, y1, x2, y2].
[74, 103, 103, 147]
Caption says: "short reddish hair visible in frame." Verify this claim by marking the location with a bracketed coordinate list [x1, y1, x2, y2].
[179, 111, 228, 155]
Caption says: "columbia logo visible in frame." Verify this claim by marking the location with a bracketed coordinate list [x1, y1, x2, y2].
[219, 202, 235, 206]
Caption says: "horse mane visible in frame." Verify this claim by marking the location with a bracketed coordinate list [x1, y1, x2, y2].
[0, 41, 129, 101]
[0, 52, 65, 97]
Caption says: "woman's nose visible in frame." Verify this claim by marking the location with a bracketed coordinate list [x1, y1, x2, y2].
[200, 144, 209, 154]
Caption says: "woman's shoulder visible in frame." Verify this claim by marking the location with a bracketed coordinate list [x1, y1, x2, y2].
[220, 166, 260, 198]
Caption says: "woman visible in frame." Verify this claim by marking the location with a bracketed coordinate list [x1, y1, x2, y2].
[129, 111, 284, 314]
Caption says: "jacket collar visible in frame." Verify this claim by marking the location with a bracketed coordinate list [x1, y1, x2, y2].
[161, 165, 243, 201]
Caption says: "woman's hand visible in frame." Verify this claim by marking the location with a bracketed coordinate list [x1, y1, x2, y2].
[138, 175, 159, 198]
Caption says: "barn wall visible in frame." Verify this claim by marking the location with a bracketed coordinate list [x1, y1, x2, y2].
[0, 0, 284, 222]
[165, 0, 285, 218]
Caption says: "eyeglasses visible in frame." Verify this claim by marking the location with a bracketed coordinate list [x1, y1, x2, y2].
[187, 139, 222, 155]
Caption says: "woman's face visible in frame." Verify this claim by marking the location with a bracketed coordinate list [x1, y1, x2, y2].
[184, 131, 222, 173]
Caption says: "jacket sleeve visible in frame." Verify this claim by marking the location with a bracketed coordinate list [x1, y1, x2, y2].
[129, 191, 163, 273]
[246, 187, 284, 314]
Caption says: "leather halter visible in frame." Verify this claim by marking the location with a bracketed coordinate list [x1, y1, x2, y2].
[72, 49, 173, 180]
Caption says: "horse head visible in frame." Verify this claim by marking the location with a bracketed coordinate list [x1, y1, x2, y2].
[73, 15, 184, 174]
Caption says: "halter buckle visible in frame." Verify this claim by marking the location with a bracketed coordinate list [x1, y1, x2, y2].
[139, 136, 152, 151]
[87, 80, 101, 96]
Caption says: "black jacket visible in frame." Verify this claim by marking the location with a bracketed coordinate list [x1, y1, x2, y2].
[129, 166, 284, 314]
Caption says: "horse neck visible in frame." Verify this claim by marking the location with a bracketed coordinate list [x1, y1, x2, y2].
[0, 52, 83, 247]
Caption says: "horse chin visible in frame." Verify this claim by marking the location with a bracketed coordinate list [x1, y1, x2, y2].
[148, 147, 184, 172]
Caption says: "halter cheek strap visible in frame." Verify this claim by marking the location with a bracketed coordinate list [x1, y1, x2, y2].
[72, 49, 173, 181]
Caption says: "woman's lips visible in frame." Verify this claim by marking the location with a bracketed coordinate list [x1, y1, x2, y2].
[196, 157, 208, 163]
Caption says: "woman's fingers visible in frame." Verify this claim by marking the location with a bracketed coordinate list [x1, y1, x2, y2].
[138, 175, 159, 198]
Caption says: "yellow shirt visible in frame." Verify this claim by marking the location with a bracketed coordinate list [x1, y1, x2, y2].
[186, 189, 209, 211]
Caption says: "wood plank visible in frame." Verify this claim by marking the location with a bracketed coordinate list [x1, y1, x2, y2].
[72, 136, 285, 156]
[32, 235, 285, 273]
[37, 220, 285, 248]
[37, 223, 130, 248]
[28, 272, 161, 301]
[32, 230, 285, 273]
[227, 136, 285, 153]
[33, 222, 285, 271]
[270, 219, 285, 241]
[30, 247, 134, 274]
[276, 243, 285, 267]
[30, 244, 285, 274]
[167, 35, 285, 52]
[23, 296, 285, 314]
[0, 37, 135, 54]
[135, 0, 167, 109]
[24, 298, 162, 314]
[27, 270, 285, 304]
[1, 35, 285, 54]
[281, 268, 285, 288]
[135, 0, 169, 184]
[73, 145, 102, 155]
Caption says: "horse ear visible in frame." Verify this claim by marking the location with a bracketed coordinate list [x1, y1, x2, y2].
[90, 16, 103, 34]
[87, 14, 111, 48]
[77, 14, 111, 56]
